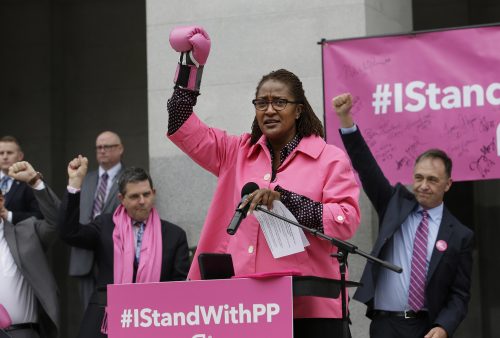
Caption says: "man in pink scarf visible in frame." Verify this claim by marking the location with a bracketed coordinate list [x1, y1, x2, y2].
[59, 155, 190, 338]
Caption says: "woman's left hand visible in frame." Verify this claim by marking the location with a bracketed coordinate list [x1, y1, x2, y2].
[240, 189, 281, 215]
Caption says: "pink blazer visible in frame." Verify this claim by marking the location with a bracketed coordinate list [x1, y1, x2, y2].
[168, 113, 361, 318]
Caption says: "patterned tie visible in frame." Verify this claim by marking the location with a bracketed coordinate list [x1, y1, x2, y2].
[408, 210, 429, 311]
[0, 176, 11, 195]
[92, 172, 109, 218]
[135, 222, 145, 263]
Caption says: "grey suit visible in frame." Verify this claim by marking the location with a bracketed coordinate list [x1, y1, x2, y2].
[68, 167, 122, 307]
[2, 187, 60, 338]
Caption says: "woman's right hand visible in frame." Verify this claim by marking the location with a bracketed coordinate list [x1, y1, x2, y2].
[240, 188, 281, 215]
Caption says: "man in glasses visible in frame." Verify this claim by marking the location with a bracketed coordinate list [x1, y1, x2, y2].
[68, 131, 125, 316]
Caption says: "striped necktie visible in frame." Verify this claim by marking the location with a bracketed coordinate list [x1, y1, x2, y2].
[408, 210, 429, 311]
[92, 172, 108, 218]
[0, 176, 11, 195]
[135, 222, 145, 263]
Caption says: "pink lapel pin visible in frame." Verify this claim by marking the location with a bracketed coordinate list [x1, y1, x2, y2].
[436, 240, 448, 252]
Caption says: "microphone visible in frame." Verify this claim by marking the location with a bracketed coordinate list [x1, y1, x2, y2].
[226, 182, 259, 235]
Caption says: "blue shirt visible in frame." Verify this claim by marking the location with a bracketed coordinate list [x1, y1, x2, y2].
[374, 204, 442, 311]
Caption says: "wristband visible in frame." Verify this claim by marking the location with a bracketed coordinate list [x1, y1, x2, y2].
[174, 52, 204, 91]
[28, 172, 43, 187]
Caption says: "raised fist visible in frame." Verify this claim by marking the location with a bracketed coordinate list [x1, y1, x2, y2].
[169, 25, 211, 91]
[169, 26, 211, 66]
[67, 155, 89, 189]
[332, 93, 354, 128]
[8, 161, 38, 185]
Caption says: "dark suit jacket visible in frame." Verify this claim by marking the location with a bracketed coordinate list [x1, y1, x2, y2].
[4, 180, 42, 223]
[341, 128, 473, 337]
[69, 167, 123, 277]
[59, 191, 190, 338]
[3, 187, 60, 338]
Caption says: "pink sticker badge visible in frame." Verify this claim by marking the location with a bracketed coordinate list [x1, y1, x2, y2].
[436, 240, 448, 252]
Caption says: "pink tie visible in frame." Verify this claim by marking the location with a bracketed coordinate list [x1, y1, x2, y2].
[408, 210, 429, 311]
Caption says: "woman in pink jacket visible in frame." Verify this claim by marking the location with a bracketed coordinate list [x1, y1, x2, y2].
[167, 26, 360, 338]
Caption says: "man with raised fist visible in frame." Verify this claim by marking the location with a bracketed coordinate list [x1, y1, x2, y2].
[0, 161, 60, 338]
[68, 131, 125, 315]
[59, 156, 190, 338]
[333, 93, 473, 338]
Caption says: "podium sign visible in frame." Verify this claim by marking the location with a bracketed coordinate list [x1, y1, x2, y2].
[107, 277, 293, 338]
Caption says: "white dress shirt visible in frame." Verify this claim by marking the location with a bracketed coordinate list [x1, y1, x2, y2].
[0, 218, 38, 324]
[0, 172, 14, 222]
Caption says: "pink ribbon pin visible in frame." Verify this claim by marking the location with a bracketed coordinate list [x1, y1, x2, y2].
[436, 240, 448, 252]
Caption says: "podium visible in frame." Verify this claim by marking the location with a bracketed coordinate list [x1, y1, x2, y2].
[106, 276, 360, 338]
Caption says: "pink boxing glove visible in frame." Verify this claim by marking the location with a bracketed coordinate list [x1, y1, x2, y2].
[169, 26, 211, 66]
[169, 26, 211, 91]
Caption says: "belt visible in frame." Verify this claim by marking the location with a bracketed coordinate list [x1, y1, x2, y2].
[4, 322, 39, 332]
[372, 310, 428, 319]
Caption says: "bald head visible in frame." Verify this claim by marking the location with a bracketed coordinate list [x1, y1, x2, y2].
[95, 131, 124, 170]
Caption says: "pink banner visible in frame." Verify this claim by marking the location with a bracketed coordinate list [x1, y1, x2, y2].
[107, 277, 293, 338]
[323, 25, 500, 184]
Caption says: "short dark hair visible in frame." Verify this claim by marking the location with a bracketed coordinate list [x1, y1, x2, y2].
[0, 136, 22, 151]
[250, 69, 324, 144]
[415, 149, 452, 178]
[117, 167, 154, 195]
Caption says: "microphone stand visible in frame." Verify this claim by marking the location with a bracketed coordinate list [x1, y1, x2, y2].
[255, 205, 402, 338]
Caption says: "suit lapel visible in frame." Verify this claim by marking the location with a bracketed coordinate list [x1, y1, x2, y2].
[83, 171, 99, 207]
[373, 195, 417, 255]
[396, 197, 418, 233]
[3, 221, 22, 270]
[103, 177, 119, 210]
[427, 208, 454, 281]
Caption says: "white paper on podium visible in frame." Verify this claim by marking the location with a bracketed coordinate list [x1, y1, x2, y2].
[253, 200, 310, 259]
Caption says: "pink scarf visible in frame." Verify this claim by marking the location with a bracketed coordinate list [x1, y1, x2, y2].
[102, 205, 163, 333]
[112, 205, 163, 284]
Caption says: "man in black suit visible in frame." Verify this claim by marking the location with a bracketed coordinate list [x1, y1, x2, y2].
[69, 131, 125, 312]
[59, 155, 190, 338]
[0, 136, 42, 223]
[333, 94, 473, 338]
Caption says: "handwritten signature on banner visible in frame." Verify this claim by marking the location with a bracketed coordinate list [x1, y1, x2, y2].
[341, 57, 392, 79]
[362, 111, 497, 176]
[470, 138, 496, 178]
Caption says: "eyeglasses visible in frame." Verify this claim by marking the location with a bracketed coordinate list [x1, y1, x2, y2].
[252, 98, 301, 111]
[95, 144, 120, 151]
